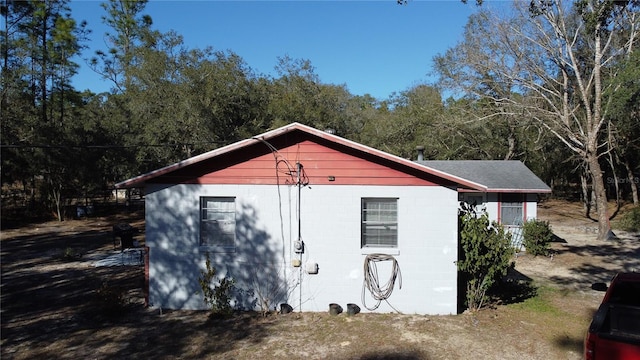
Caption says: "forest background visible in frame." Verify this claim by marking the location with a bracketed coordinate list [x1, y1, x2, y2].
[1, 0, 639, 240]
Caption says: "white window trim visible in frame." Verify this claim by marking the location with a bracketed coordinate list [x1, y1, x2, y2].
[361, 247, 400, 255]
[200, 196, 236, 252]
[361, 197, 399, 249]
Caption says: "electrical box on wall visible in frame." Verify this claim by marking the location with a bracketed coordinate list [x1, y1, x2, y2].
[305, 262, 319, 275]
[293, 240, 304, 254]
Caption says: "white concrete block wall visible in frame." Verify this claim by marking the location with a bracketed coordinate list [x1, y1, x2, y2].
[485, 193, 500, 223]
[525, 193, 538, 220]
[476, 193, 540, 224]
[145, 183, 459, 315]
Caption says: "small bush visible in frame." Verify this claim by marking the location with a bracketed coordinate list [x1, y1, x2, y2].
[522, 219, 553, 256]
[458, 202, 514, 311]
[95, 282, 129, 317]
[199, 253, 236, 317]
[616, 206, 640, 232]
[60, 247, 81, 261]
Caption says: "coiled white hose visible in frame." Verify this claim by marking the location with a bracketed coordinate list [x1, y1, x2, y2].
[361, 253, 402, 312]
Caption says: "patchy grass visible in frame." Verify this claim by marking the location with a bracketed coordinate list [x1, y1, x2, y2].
[510, 285, 562, 315]
[2, 201, 633, 360]
[612, 204, 640, 232]
[0, 272, 595, 360]
[503, 284, 593, 356]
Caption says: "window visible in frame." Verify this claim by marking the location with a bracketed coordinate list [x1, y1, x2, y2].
[361, 198, 398, 248]
[500, 194, 524, 226]
[200, 197, 236, 249]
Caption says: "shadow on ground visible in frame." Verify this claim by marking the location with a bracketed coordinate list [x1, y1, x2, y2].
[489, 267, 538, 306]
[352, 349, 429, 360]
[550, 235, 640, 286]
[551, 306, 598, 356]
[553, 333, 586, 354]
[0, 213, 274, 359]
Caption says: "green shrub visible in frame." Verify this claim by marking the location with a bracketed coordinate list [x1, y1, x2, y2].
[616, 206, 640, 232]
[95, 282, 129, 317]
[60, 247, 81, 261]
[458, 202, 514, 311]
[198, 253, 236, 317]
[522, 219, 553, 256]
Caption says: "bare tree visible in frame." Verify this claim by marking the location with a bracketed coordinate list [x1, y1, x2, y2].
[435, 0, 639, 240]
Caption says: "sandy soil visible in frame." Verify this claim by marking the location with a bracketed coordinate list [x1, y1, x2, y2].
[517, 199, 640, 287]
[1, 200, 639, 360]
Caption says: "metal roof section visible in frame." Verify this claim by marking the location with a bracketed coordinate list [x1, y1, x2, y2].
[115, 122, 486, 191]
[417, 160, 552, 193]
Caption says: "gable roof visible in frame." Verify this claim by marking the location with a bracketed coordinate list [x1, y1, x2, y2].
[115, 123, 550, 194]
[115, 122, 486, 190]
[417, 160, 551, 193]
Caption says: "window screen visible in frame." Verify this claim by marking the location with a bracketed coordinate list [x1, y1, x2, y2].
[200, 197, 236, 248]
[361, 198, 398, 247]
[500, 194, 524, 226]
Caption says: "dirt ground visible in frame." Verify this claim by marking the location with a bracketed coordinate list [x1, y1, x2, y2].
[519, 200, 640, 287]
[1, 199, 639, 360]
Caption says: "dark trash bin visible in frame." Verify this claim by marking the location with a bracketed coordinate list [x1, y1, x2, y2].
[329, 303, 343, 315]
[113, 223, 136, 250]
[347, 303, 361, 316]
[120, 232, 134, 249]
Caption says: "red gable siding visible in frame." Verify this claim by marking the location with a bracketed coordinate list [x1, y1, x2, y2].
[152, 139, 440, 186]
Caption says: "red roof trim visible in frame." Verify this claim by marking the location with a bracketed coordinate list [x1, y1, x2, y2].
[459, 188, 552, 194]
[115, 122, 487, 191]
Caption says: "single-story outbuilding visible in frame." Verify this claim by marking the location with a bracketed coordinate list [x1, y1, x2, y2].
[418, 159, 552, 239]
[116, 122, 550, 315]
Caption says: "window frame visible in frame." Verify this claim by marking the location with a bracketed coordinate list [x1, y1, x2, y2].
[499, 194, 525, 226]
[361, 197, 399, 248]
[200, 196, 236, 251]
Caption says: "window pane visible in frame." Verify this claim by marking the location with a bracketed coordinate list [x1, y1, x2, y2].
[363, 224, 397, 247]
[362, 198, 398, 248]
[201, 197, 236, 248]
[501, 206, 523, 226]
[501, 195, 523, 226]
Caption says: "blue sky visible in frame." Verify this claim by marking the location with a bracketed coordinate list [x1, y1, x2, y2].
[70, 0, 482, 100]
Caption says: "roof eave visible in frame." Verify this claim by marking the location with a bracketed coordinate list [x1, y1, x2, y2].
[114, 137, 257, 188]
[114, 122, 489, 191]
[485, 188, 552, 194]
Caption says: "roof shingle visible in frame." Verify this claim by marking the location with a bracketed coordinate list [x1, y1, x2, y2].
[417, 160, 551, 193]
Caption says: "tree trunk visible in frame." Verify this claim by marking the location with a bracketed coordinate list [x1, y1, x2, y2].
[624, 156, 639, 206]
[586, 151, 613, 240]
[2, 3, 8, 113]
[588, 15, 614, 241]
[29, 176, 36, 212]
[51, 182, 63, 222]
[581, 170, 591, 218]
[504, 125, 516, 160]
[606, 151, 621, 213]
[40, 9, 47, 123]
